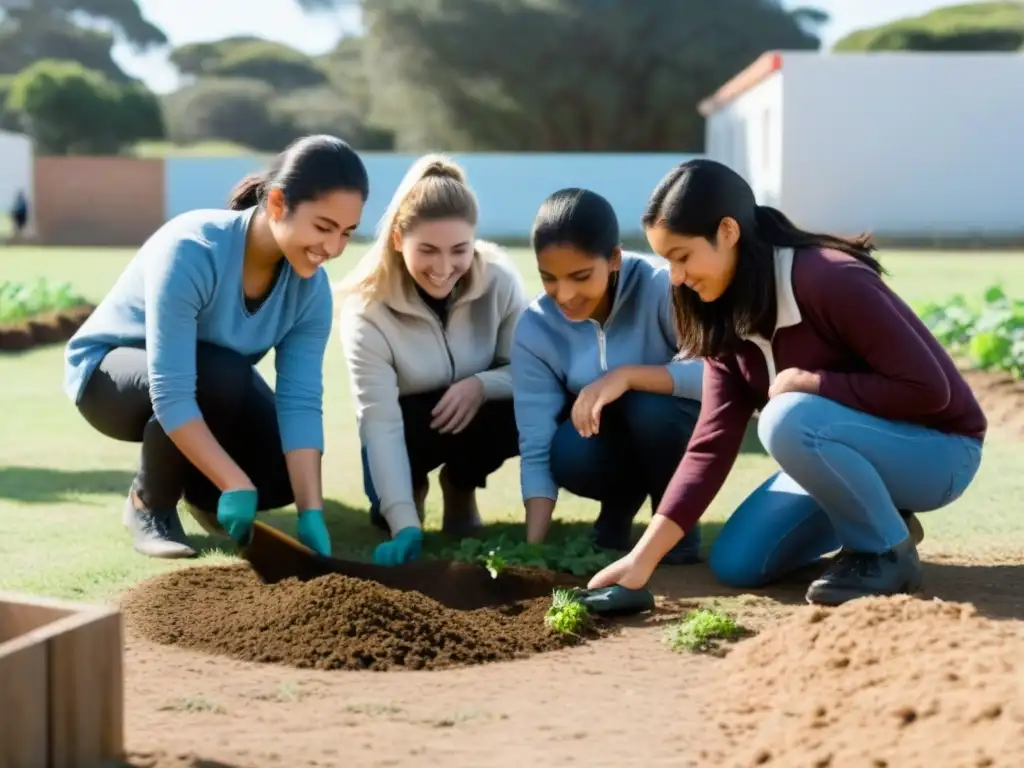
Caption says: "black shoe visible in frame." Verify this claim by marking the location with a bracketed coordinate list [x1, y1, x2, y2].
[805, 537, 923, 606]
[122, 493, 196, 559]
[661, 528, 702, 565]
[591, 519, 633, 551]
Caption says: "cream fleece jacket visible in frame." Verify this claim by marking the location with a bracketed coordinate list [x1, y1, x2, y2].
[337, 241, 528, 534]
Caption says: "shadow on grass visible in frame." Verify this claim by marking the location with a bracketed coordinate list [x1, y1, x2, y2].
[0, 466, 135, 503]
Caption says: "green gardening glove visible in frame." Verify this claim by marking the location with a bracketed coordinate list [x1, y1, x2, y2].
[217, 488, 258, 545]
[296, 509, 331, 556]
[372, 526, 423, 566]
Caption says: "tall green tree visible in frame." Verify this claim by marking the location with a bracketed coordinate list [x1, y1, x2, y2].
[6, 59, 163, 154]
[358, 0, 823, 152]
[171, 37, 329, 90]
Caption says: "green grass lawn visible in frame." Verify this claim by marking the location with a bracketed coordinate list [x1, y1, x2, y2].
[1, 244, 1022, 602]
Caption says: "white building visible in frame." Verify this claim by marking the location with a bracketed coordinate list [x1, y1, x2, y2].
[699, 52, 1024, 240]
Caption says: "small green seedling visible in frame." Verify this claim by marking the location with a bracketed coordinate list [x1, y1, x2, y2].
[438, 532, 615, 577]
[544, 588, 590, 635]
[483, 549, 507, 579]
[665, 608, 745, 654]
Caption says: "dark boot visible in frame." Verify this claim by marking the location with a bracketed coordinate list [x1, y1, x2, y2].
[440, 467, 483, 537]
[805, 537, 923, 606]
[661, 526, 702, 565]
[591, 494, 645, 551]
[122, 491, 196, 559]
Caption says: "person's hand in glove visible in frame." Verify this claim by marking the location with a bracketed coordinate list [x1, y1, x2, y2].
[296, 508, 331, 556]
[372, 526, 423, 566]
[217, 488, 258, 545]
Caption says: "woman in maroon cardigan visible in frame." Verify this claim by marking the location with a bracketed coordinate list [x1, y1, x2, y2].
[588, 159, 986, 606]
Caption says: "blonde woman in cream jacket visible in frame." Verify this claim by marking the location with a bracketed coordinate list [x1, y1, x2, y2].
[335, 154, 528, 566]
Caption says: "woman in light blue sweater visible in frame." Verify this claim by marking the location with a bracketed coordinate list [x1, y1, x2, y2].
[511, 188, 704, 563]
[63, 135, 369, 559]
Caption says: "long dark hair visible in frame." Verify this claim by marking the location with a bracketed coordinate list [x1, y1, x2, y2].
[642, 159, 883, 358]
[227, 134, 370, 212]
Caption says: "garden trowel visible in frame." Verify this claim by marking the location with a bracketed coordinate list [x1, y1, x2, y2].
[575, 585, 656, 616]
[240, 520, 336, 584]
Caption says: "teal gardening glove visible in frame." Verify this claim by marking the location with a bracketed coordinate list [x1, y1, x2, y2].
[372, 526, 423, 566]
[217, 488, 258, 545]
[296, 509, 331, 556]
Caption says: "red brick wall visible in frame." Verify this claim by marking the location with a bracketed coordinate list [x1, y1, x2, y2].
[34, 157, 165, 247]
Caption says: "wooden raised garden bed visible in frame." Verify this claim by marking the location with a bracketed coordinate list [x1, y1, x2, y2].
[0, 593, 123, 768]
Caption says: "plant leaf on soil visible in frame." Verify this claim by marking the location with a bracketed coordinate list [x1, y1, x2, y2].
[665, 608, 746, 654]
[434, 532, 615, 576]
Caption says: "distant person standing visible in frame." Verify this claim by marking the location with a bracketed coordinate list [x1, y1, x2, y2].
[64, 135, 369, 559]
[10, 190, 27, 240]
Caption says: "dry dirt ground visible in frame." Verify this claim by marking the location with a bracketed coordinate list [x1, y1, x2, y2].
[119, 370, 1024, 768]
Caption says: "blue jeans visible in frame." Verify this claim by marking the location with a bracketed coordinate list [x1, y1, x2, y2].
[710, 392, 983, 588]
[551, 390, 702, 558]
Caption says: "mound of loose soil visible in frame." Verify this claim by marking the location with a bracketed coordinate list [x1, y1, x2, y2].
[701, 596, 1024, 767]
[122, 562, 597, 672]
[0, 305, 93, 352]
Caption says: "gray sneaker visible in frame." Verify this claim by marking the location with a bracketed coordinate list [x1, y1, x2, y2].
[122, 493, 197, 559]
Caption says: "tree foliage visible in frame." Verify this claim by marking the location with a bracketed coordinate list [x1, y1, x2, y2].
[833, 2, 1024, 52]
[5, 59, 163, 154]
[162, 77, 286, 152]
[360, 0, 823, 152]
[171, 37, 329, 90]
[163, 33, 394, 151]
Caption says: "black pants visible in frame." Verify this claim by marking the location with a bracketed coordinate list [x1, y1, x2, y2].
[361, 389, 520, 512]
[77, 343, 293, 514]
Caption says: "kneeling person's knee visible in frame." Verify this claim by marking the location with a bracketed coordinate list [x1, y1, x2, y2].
[757, 392, 824, 465]
[618, 391, 698, 444]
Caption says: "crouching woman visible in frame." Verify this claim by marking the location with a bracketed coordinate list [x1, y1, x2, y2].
[512, 188, 705, 563]
[63, 135, 370, 559]
[336, 155, 528, 566]
[589, 159, 986, 605]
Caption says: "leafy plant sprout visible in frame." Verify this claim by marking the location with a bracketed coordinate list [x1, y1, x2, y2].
[665, 608, 745, 654]
[544, 588, 590, 635]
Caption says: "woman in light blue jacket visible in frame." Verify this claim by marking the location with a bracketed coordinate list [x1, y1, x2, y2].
[511, 188, 704, 563]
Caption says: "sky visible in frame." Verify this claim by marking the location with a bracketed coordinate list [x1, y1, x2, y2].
[113, 0, 957, 94]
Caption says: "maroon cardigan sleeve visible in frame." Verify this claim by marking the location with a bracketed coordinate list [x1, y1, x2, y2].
[803, 257, 953, 418]
[655, 356, 756, 532]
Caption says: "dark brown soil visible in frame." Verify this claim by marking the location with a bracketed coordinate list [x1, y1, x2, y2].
[0, 305, 93, 352]
[121, 561, 598, 672]
[237, 519, 581, 610]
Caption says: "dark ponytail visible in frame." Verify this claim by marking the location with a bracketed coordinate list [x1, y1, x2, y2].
[753, 205, 883, 274]
[226, 134, 370, 214]
[227, 172, 267, 210]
